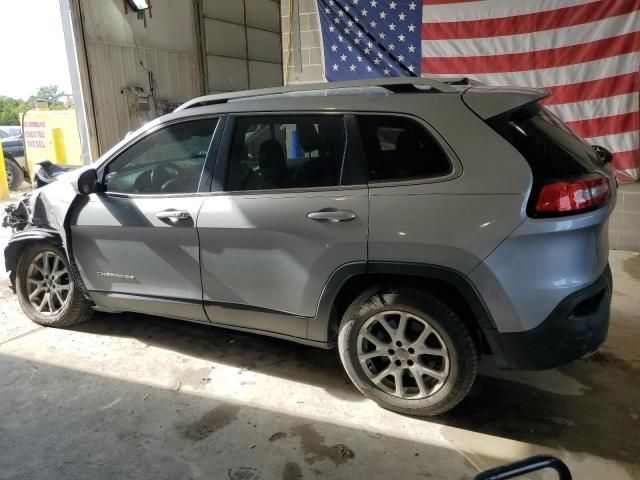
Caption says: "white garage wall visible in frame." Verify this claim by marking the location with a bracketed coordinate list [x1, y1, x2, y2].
[202, 0, 283, 93]
[79, 0, 201, 153]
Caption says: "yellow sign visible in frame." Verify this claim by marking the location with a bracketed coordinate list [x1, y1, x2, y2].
[21, 108, 83, 178]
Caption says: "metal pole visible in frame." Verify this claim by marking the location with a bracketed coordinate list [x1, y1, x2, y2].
[59, 0, 99, 163]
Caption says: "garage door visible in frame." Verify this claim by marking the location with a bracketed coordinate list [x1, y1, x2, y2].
[200, 0, 283, 92]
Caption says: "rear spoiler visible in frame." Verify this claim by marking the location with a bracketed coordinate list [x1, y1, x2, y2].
[462, 86, 550, 120]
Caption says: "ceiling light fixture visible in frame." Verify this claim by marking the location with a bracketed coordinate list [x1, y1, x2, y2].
[128, 0, 150, 12]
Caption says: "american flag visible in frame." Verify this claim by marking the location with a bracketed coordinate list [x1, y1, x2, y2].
[318, 0, 423, 78]
[318, 0, 640, 182]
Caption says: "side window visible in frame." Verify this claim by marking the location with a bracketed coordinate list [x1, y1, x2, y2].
[226, 115, 348, 191]
[357, 115, 452, 182]
[103, 119, 217, 194]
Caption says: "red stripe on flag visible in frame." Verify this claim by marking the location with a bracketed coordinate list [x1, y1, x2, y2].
[421, 32, 639, 74]
[566, 113, 639, 138]
[423, 0, 480, 4]
[421, 0, 639, 40]
[612, 149, 640, 170]
[542, 73, 640, 106]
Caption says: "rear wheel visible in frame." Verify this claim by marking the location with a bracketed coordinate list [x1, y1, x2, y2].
[16, 243, 93, 327]
[4, 157, 24, 191]
[338, 286, 478, 416]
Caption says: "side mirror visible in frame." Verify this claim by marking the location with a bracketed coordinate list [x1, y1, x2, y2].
[74, 168, 100, 195]
[592, 145, 613, 165]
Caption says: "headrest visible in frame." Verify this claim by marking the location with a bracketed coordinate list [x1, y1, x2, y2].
[295, 119, 321, 152]
[258, 139, 286, 168]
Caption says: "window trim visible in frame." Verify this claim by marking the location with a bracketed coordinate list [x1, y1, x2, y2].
[213, 112, 366, 195]
[354, 112, 462, 188]
[96, 114, 224, 199]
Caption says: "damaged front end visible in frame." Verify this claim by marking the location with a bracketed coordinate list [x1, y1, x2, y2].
[2, 193, 33, 232]
[2, 161, 80, 232]
[2, 162, 85, 291]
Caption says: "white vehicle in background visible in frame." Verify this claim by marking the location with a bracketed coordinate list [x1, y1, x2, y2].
[0, 126, 22, 139]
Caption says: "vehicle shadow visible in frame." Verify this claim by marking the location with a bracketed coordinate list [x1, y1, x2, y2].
[0, 352, 478, 480]
[433, 343, 640, 470]
[71, 311, 640, 472]
[72, 311, 362, 402]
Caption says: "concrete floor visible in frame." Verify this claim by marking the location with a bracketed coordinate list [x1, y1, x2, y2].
[0, 195, 638, 479]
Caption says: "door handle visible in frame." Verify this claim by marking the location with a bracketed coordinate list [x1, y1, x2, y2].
[306, 209, 357, 223]
[155, 209, 191, 220]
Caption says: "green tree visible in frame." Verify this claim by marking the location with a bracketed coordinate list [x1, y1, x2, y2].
[29, 85, 65, 106]
[0, 96, 29, 125]
[0, 85, 68, 124]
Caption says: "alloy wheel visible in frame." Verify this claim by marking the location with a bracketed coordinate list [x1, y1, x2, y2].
[26, 251, 71, 315]
[356, 310, 450, 399]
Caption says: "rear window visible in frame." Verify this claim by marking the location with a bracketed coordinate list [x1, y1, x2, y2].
[488, 102, 601, 180]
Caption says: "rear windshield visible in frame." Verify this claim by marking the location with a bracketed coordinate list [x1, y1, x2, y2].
[488, 102, 601, 180]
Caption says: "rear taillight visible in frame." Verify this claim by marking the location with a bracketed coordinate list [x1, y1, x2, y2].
[534, 174, 611, 216]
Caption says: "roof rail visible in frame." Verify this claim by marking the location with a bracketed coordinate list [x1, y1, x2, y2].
[175, 77, 475, 111]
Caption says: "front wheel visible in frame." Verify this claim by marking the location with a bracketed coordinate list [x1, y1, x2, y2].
[4, 157, 25, 191]
[338, 286, 478, 416]
[16, 242, 94, 327]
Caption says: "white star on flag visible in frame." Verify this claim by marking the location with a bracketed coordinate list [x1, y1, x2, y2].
[319, 0, 422, 80]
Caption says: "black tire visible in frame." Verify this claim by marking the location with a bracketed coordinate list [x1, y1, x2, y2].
[4, 157, 24, 191]
[16, 242, 93, 327]
[338, 285, 478, 416]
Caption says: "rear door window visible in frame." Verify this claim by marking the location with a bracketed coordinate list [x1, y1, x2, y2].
[226, 115, 349, 191]
[357, 115, 452, 182]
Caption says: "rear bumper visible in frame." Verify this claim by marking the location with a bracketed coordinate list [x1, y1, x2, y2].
[483, 264, 612, 370]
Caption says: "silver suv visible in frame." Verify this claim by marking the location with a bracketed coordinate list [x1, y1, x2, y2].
[3, 78, 615, 415]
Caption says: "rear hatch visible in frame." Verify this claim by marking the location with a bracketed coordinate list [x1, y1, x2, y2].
[462, 85, 614, 218]
[463, 86, 615, 333]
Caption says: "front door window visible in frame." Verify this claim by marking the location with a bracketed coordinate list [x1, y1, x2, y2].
[103, 119, 218, 194]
